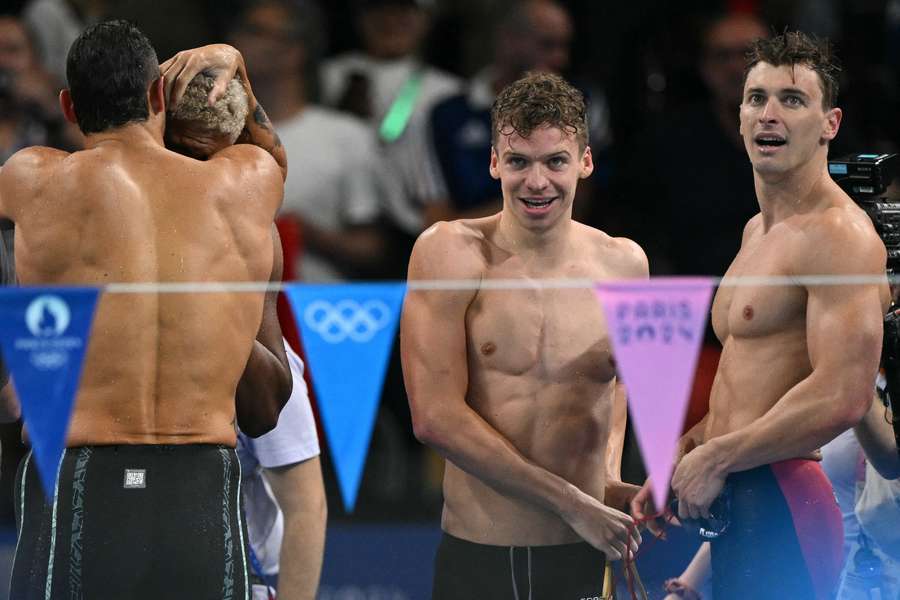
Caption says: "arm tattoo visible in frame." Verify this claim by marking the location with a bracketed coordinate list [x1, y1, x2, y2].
[253, 105, 272, 129]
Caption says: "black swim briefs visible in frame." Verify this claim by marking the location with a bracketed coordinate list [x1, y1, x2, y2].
[11, 444, 251, 600]
[432, 532, 607, 600]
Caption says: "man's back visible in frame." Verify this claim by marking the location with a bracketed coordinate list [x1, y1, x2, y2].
[2, 132, 281, 446]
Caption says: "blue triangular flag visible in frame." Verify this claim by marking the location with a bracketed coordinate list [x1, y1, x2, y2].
[0, 287, 99, 497]
[285, 283, 406, 512]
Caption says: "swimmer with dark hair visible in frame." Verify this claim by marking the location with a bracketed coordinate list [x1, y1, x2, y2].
[0, 21, 289, 599]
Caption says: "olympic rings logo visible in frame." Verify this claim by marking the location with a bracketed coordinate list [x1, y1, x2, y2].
[303, 299, 392, 344]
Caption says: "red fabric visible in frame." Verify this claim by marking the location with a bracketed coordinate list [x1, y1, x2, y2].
[275, 216, 302, 353]
[771, 460, 845, 600]
[274, 217, 323, 435]
[682, 344, 720, 432]
[727, 0, 759, 15]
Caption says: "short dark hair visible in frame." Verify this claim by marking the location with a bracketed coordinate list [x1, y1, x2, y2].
[66, 20, 160, 134]
[491, 71, 588, 149]
[744, 31, 840, 109]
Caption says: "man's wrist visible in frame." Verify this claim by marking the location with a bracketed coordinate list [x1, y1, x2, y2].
[703, 436, 734, 477]
[555, 481, 584, 521]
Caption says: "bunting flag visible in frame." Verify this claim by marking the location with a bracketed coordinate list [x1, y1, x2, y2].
[594, 278, 714, 511]
[0, 288, 99, 496]
[285, 283, 406, 512]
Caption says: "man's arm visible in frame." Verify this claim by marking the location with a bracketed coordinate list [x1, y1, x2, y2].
[606, 382, 628, 481]
[263, 457, 327, 600]
[0, 381, 20, 423]
[236, 227, 292, 437]
[673, 214, 886, 516]
[603, 383, 643, 513]
[160, 44, 287, 180]
[402, 223, 639, 559]
[854, 394, 900, 479]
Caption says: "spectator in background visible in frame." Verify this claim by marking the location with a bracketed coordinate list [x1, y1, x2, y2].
[231, 0, 385, 282]
[21, 0, 105, 85]
[616, 12, 767, 276]
[321, 0, 460, 273]
[845, 391, 900, 597]
[423, 0, 598, 226]
[0, 13, 81, 162]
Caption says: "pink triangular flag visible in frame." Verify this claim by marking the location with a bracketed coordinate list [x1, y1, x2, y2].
[595, 277, 714, 511]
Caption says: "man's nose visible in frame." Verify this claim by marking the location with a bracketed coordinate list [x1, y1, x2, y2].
[525, 164, 549, 190]
[760, 97, 781, 123]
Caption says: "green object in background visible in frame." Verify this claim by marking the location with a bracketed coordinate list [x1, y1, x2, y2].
[379, 72, 423, 143]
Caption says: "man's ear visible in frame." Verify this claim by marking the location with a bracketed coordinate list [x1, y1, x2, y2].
[822, 106, 842, 143]
[59, 89, 78, 125]
[580, 146, 594, 179]
[149, 76, 166, 115]
[489, 146, 500, 180]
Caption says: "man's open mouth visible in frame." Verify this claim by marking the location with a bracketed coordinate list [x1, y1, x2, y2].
[755, 135, 786, 147]
[520, 197, 556, 209]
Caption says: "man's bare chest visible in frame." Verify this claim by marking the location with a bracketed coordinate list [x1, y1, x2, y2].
[465, 266, 616, 382]
[712, 235, 806, 341]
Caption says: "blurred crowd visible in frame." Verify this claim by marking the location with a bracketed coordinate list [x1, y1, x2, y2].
[1, 0, 900, 522]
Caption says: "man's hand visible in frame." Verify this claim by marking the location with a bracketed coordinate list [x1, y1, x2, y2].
[604, 479, 642, 513]
[675, 429, 701, 466]
[670, 442, 727, 521]
[160, 44, 244, 109]
[563, 487, 641, 561]
[629, 478, 670, 539]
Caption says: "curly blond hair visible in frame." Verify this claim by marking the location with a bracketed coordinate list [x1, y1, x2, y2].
[168, 72, 249, 142]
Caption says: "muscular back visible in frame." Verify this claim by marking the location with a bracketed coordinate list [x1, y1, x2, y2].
[1, 137, 282, 446]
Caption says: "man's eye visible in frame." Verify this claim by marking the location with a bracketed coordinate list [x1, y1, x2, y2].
[784, 95, 803, 106]
[508, 157, 526, 168]
[748, 94, 764, 104]
[548, 156, 567, 168]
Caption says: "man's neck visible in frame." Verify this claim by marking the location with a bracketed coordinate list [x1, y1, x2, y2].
[754, 156, 833, 230]
[496, 211, 574, 261]
[83, 120, 164, 150]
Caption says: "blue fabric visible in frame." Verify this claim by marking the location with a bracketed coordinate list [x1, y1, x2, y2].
[284, 282, 405, 512]
[0, 287, 99, 497]
[430, 93, 500, 211]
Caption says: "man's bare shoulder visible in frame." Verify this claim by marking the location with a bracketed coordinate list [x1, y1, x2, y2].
[798, 201, 885, 275]
[1, 146, 69, 180]
[0, 147, 70, 214]
[409, 218, 489, 280]
[741, 213, 764, 244]
[211, 143, 281, 177]
[576, 223, 649, 279]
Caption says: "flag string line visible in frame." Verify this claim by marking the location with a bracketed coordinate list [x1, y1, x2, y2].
[15, 273, 892, 294]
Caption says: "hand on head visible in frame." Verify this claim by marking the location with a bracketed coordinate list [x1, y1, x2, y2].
[160, 44, 245, 110]
[162, 69, 249, 159]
